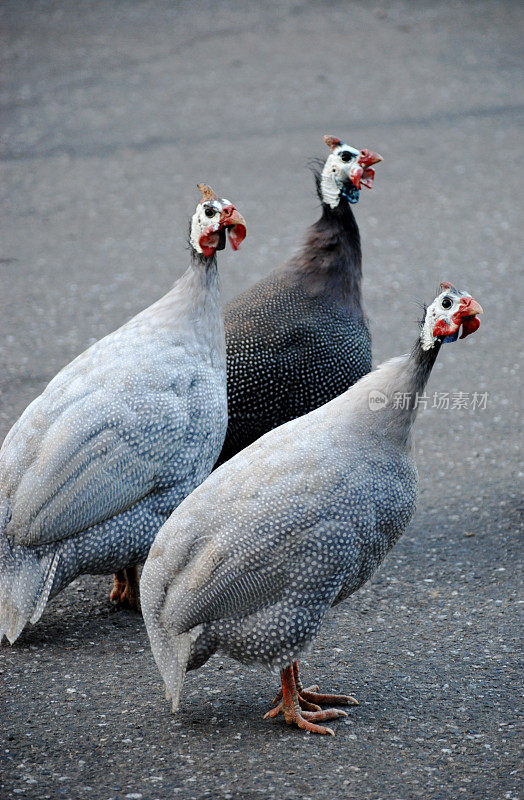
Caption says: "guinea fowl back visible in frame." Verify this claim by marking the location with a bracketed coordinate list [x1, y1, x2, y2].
[217, 136, 381, 465]
[0, 186, 247, 643]
[223, 271, 371, 461]
[140, 282, 483, 734]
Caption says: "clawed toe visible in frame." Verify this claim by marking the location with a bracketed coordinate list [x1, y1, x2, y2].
[300, 689, 358, 706]
[293, 716, 335, 736]
[298, 696, 322, 712]
[265, 662, 357, 736]
[301, 708, 347, 721]
[264, 702, 337, 736]
[109, 567, 141, 611]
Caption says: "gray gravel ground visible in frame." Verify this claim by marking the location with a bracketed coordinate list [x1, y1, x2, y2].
[1, 1, 522, 799]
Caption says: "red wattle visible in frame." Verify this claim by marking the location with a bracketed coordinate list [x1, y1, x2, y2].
[199, 224, 220, 257]
[350, 164, 363, 189]
[360, 167, 376, 189]
[227, 225, 245, 251]
[460, 315, 481, 339]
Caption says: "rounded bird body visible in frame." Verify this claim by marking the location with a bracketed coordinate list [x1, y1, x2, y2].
[217, 135, 382, 466]
[142, 393, 416, 698]
[0, 186, 247, 643]
[141, 283, 483, 732]
[223, 273, 371, 459]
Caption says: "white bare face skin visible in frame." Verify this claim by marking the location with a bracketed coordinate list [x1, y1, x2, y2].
[320, 143, 360, 208]
[190, 198, 229, 254]
[420, 287, 469, 350]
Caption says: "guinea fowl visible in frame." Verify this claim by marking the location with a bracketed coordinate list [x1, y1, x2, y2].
[141, 282, 482, 735]
[216, 134, 382, 466]
[0, 185, 246, 644]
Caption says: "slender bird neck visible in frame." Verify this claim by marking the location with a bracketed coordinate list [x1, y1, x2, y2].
[382, 337, 441, 446]
[408, 336, 441, 398]
[189, 249, 219, 287]
[171, 249, 224, 363]
[146, 250, 220, 331]
[348, 334, 441, 449]
[285, 190, 363, 312]
[182, 250, 222, 323]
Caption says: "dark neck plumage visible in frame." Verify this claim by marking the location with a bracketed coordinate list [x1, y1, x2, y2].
[380, 335, 442, 447]
[408, 336, 441, 398]
[283, 172, 363, 314]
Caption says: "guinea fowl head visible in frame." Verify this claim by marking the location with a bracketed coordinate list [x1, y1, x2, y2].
[320, 135, 383, 209]
[420, 282, 483, 351]
[190, 184, 246, 259]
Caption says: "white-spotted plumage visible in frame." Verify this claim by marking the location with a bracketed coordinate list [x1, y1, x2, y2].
[0, 187, 245, 643]
[217, 135, 382, 466]
[140, 284, 482, 721]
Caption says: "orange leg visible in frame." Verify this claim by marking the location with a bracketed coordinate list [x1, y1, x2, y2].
[272, 661, 358, 709]
[263, 664, 349, 735]
[109, 566, 141, 612]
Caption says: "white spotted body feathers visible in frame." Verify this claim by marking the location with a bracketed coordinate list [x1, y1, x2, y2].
[0, 187, 243, 643]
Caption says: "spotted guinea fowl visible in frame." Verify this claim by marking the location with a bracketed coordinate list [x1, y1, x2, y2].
[141, 282, 482, 735]
[216, 134, 382, 466]
[0, 185, 246, 644]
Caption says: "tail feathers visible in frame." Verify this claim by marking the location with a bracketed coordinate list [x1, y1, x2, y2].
[146, 618, 203, 712]
[0, 533, 60, 644]
[30, 550, 60, 624]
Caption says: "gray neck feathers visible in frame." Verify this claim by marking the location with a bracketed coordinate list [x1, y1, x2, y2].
[345, 337, 441, 448]
[135, 253, 224, 365]
[183, 254, 224, 362]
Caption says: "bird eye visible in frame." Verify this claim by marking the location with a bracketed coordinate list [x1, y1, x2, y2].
[441, 296, 453, 309]
[340, 151, 354, 162]
[204, 206, 216, 218]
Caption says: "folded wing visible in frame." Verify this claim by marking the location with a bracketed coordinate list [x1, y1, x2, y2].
[1, 334, 191, 548]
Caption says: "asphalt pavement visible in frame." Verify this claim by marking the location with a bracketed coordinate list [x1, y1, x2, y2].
[0, 2, 522, 799]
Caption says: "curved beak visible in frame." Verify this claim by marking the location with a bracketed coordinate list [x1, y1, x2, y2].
[358, 149, 383, 168]
[219, 205, 247, 251]
[349, 149, 383, 190]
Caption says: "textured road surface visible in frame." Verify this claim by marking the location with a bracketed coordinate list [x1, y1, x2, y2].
[1, 2, 522, 799]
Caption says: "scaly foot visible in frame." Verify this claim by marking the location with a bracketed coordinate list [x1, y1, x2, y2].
[272, 661, 358, 708]
[264, 664, 348, 736]
[109, 566, 141, 612]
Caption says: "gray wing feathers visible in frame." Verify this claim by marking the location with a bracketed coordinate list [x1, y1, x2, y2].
[162, 516, 361, 638]
[143, 409, 363, 634]
[1, 331, 194, 547]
